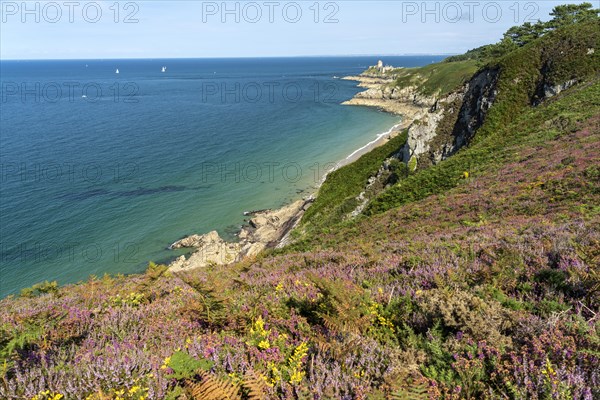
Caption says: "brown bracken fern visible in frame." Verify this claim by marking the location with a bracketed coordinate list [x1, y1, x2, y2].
[315, 333, 364, 362]
[242, 369, 271, 400]
[186, 371, 241, 400]
[184, 369, 270, 400]
[310, 275, 372, 334]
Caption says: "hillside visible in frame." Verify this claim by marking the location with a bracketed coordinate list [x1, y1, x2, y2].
[301, 20, 599, 233]
[1, 14, 599, 400]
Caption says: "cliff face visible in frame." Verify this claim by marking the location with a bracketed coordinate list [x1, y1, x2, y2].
[342, 66, 498, 217]
[344, 66, 500, 172]
[404, 68, 501, 169]
[447, 68, 500, 155]
[400, 90, 465, 168]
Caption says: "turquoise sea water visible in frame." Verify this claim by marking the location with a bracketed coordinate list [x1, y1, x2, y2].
[0, 56, 445, 297]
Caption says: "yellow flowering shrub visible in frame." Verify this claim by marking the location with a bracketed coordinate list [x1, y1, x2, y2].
[368, 302, 395, 333]
[31, 391, 63, 400]
[109, 292, 145, 307]
[246, 316, 272, 350]
[287, 342, 309, 385]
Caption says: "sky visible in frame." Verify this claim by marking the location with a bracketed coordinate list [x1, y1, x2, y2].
[0, 0, 585, 59]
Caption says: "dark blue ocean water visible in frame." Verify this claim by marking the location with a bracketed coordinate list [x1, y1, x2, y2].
[0, 56, 445, 297]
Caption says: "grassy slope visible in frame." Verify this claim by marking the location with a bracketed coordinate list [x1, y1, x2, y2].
[2, 82, 597, 399]
[367, 21, 600, 216]
[1, 21, 600, 400]
[299, 130, 407, 232]
[390, 60, 479, 96]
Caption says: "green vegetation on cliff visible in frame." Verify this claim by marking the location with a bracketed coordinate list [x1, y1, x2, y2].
[390, 60, 479, 97]
[300, 130, 408, 231]
[367, 20, 599, 215]
[445, 2, 599, 63]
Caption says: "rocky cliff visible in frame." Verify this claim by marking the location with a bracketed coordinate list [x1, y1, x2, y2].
[341, 64, 502, 218]
[343, 66, 498, 171]
[168, 199, 312, 272]
[438, 68, 500, 160]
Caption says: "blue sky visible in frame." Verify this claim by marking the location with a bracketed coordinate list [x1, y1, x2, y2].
[0, 1, 583, 59]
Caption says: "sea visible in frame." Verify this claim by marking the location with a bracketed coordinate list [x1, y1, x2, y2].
[0, 56, 446, 297]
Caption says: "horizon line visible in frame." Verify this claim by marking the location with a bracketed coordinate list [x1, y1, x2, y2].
[0, 53, 457, 61]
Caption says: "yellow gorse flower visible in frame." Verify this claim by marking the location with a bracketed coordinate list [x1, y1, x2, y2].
[250, 316, 270, 336]
[31, 392, 64, 400]
[287, 342, 309, 384]
[110, 292, 144, 307]
[368, 302, 395, 332]
[160, 356, 171, 370]
[264, 362, 280, 387]
[84, 384, 148, 400]
[354, 369, 365, 378]
[289, 369, 304, 385]
[542, 357, 559, 385]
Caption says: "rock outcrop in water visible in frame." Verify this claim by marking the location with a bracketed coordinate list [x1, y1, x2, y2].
[168, 198, 313, 272]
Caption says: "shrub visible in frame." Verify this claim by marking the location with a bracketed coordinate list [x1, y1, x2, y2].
[419, 289, 515, 347]
[19, 281, 59, 298]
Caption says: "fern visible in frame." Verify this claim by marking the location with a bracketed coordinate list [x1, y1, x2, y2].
[0, 324, 43, 364]
[178, 275, 227, 325]
[184, 369, 270, 400]
[574, 239, 600, 306]
[315, 333, 364, 362]
[145, 261, 169, 280]
[390, 382, 430, 400]
[186, 371, 241, 400]
[19, 281, 59, 298]
[242, 370, 270, 400]
[309, 275, 373, 334]
[388, 371, 431, 400]
[166, 351, 214, 380]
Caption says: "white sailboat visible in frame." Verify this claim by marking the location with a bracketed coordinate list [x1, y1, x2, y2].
[161, 66, 167, 73]
[115, 68, 119, 74]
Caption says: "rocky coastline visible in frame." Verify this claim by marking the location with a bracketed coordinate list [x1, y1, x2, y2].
[341, 75, 432, 123]
[168, 198, 313, 272]
[342, 61, 500, 171]
[166, 121, 407, 273]
[166, 116, 404, 273]
[167, 61, 454, 273]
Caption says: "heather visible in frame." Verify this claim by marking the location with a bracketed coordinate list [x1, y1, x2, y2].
[2, 10, 600, 400]
[2, 95, 599, 398]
